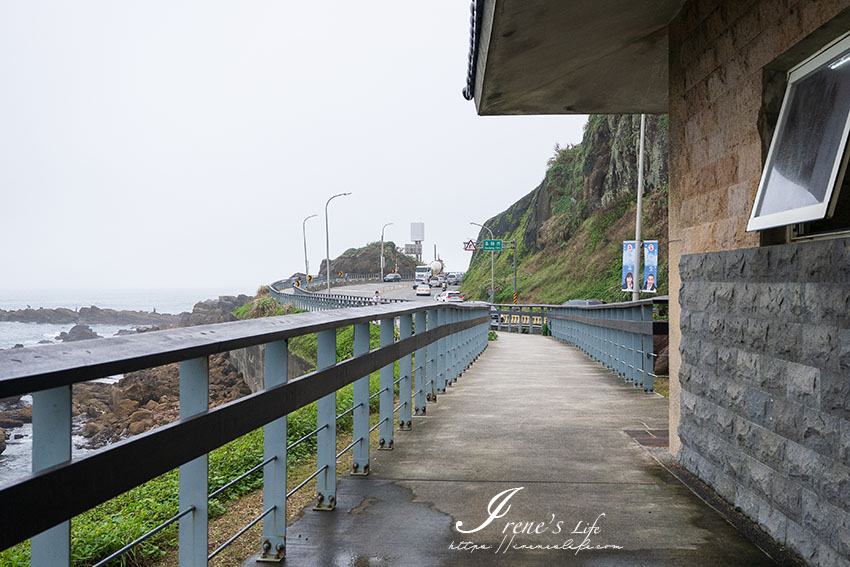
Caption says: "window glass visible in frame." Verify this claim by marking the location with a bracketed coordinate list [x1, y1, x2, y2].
[749, 35, 850, 231]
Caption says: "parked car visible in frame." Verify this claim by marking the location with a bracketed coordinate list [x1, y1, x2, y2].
[561, 299, 606, 306]
[416, 284, 432, 296]
[383, 273, 401, 282]
[438, 291, 464, 303]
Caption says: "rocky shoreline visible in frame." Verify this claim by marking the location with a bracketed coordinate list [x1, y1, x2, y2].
[0, 305, 184, 326]
[0, 294, 255, 456]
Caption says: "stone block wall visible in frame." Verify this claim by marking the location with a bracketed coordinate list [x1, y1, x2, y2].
[679, 239, 850, 565]
[666, 0, 850, 454]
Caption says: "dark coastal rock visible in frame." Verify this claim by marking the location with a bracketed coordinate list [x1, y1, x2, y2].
[0, 396, 23, 411]
[180, 295, 251, 326]
[37, 339, 53, 344]
[0, 427, 5, 455]
[0, 407, 32, 428]
[114, 326, 159, 336]
[76, 352, 251, 448]
[56, 324, 102, 342]
[0, 307, 78, 324]
[0, 305, 183, 326]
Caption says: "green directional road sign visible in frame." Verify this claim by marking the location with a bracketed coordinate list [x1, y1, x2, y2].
[482, 239, 503, 252]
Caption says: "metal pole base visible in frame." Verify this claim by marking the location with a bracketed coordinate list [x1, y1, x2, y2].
[351, 462, 370, 476]
[257, 540, 286, 563]
[313, 494, 336, 511]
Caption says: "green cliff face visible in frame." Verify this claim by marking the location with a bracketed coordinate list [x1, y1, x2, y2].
[462, 114, 669, 304]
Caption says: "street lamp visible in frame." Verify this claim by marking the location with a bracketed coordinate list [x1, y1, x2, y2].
[325, 192, 352, 293]
[380, 222, 394, 281]
[302, 214, 318, 277]
[470, 222, 494, 303]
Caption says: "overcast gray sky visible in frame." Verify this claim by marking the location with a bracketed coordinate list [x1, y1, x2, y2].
[0, 2, 587, 293]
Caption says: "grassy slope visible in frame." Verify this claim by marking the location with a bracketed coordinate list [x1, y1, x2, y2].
[460, 115, 668, 305]
[461, 189, 668, 304]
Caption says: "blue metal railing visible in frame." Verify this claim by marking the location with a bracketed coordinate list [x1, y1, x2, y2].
[488, 299, 668, 393]
[0, 302, 489, 566]
[270, 280, 409, 311]
[272, 272, 413, 294]
[546, 297, 668, 393]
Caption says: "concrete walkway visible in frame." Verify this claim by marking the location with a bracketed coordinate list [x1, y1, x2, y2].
[244, 332, 776, 566]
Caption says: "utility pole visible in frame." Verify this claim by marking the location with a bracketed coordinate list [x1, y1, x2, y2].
[470, 222, 494, 303]
[633, 114, 646, 302]
[503, 239, 518, 303]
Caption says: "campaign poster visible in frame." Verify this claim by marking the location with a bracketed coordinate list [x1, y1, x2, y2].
[621, 241, 637, 292]
[643, 240, 659, 293]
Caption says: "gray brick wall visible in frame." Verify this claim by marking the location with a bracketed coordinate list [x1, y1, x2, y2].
[679, 238, 850, 566]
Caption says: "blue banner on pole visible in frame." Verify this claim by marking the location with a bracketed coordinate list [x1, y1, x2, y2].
[643, 240, 658, 293]
[622, 241, 637, 292]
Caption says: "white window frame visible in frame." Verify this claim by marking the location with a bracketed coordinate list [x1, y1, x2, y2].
[747, 33, 850, 232]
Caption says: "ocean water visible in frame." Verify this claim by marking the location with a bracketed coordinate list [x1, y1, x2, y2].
[0, 287, 253, 314]
[0, 287, 254, 485]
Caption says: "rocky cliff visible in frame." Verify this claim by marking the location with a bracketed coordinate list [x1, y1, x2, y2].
[462, 114, 669, 304]
[317, 241, 420, 276]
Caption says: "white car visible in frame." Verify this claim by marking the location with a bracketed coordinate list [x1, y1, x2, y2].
[437, 291, 464, 303]
[415, 284, 431, 296]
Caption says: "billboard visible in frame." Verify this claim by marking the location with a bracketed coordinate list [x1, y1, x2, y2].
[404, 243, 422, 255]
[643, 240, 658, 293]
[411, 222, 425, 242]
[621, 241, 637, 292]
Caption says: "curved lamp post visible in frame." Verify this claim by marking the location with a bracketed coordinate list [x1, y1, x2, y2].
[325, 192, 352, 292]
[302, 214, 318, 277]
[470, 221, 494, 303]
[380, 222, 394, 281]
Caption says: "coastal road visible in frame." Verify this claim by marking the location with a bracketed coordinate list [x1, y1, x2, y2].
[317, 281, 461, 303]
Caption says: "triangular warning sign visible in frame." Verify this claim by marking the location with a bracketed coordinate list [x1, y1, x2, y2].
[464, 239, 477, 251]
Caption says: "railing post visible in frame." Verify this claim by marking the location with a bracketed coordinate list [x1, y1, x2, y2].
[379, 317, 395, 449]
[643, 303, 655, 393]
[436, 307, 447, 394]
[352, 323, 371, 474]
[179, 357, 209, 567]
[31, 385, 71, 566]
[446, 309, 455, 385]
[630, 305, 641, 388]
[260, 340, 287, 562]
[399, 314, 413, 430]
[315, 329, 337, 510]
[426, 309, 437, 402]
[414, 311, 427, 414]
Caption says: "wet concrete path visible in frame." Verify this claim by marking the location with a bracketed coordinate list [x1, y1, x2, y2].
[244, 332, 776, 566]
